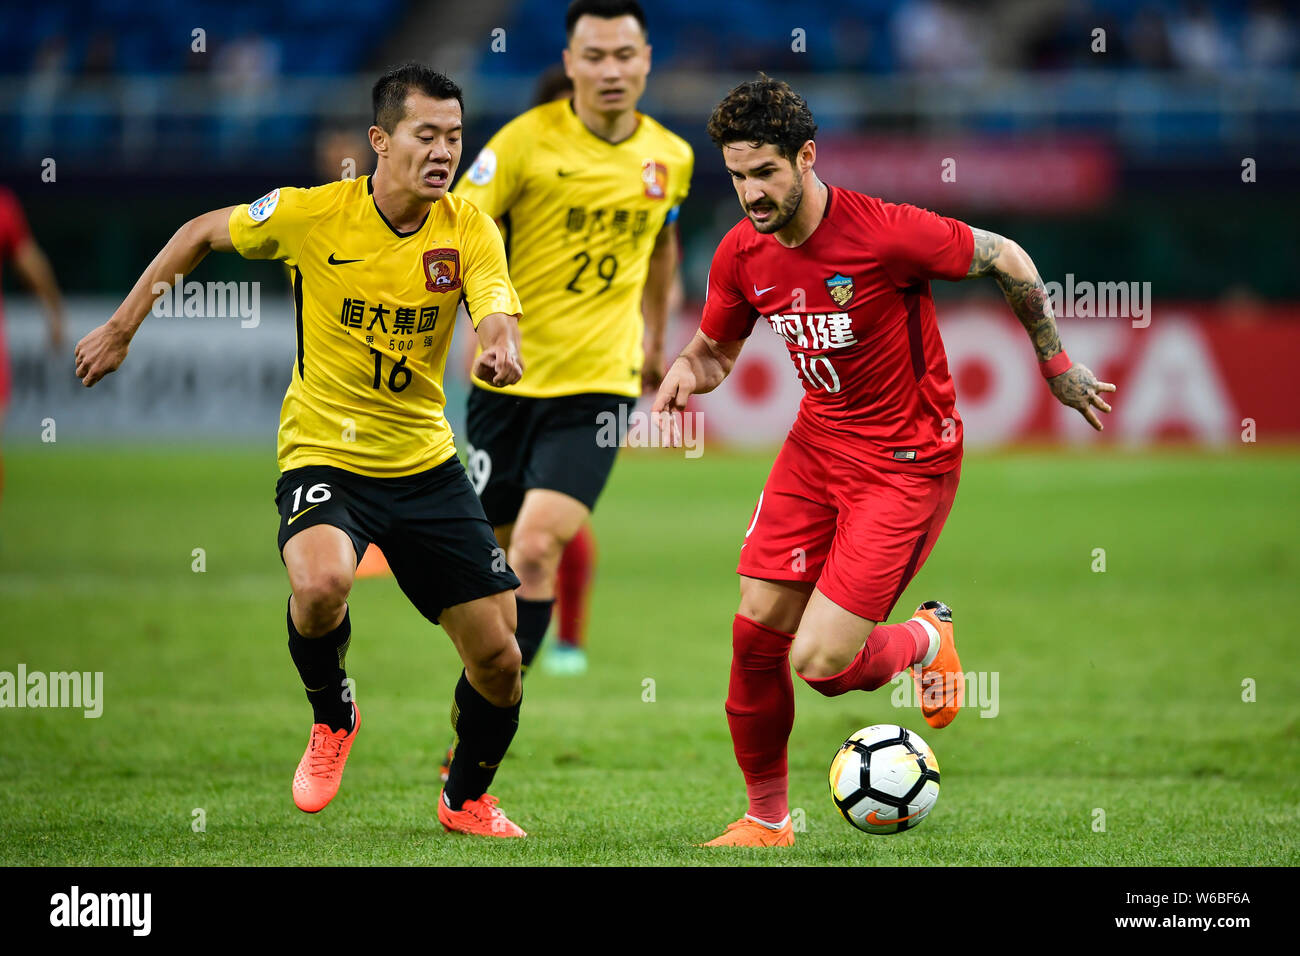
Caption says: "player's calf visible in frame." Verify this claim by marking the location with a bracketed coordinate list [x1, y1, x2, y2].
[445, 591, 522, 706]
[440, 592, 524, 813]
[793, 592, 932, 697]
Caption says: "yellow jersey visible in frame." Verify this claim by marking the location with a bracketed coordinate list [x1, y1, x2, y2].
[454, 98, 693, 398]
[228, 175, 521, 477]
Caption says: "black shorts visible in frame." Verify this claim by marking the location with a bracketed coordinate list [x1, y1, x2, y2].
[274, 457, 520, 624]
[464, 387, 635, 526]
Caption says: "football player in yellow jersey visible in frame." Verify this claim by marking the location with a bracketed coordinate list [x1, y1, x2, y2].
[452, 0, 693, 688]
[73, 65, 532, 838]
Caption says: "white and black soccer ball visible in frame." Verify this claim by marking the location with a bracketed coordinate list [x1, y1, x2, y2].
[829, 724, 940, 835]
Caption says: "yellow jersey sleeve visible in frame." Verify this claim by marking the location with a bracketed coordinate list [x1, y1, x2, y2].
[228, 187, 319, 266]
[459, 202, 522, 328]
[455, 118, 529, 220]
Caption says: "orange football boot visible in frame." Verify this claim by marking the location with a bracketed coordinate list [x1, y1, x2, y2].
[700, 816, 795, 847]
[437, 790, 527, 838]
[292, 702, 359, 813]
[909, 600, 963, 728]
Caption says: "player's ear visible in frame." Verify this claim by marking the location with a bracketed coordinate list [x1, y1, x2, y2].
[799, 140, 816, 175]
[368, 125, 387, 158]
[561, 48, 574, 81]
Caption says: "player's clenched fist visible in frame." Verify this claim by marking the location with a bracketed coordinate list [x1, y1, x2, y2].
[75, 322, 131, 387]
[473, 344, 523, 388]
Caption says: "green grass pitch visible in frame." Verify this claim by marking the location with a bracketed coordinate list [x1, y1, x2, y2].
[1, 444, 1297, 865]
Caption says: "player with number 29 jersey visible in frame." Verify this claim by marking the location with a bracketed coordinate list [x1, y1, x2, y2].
[455, 97, 692, 399]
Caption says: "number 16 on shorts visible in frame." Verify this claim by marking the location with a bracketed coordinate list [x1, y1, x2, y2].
[288, 482, 332, 524]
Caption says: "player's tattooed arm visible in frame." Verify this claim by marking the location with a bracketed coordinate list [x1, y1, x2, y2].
[76, 206, 238, 386]
[965, 227, 1116, 431]
[965, 228, 1062, 361]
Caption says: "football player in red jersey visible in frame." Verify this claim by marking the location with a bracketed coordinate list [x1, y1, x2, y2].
[0, 185, 66, 509]
[654, 75, 1116, 847]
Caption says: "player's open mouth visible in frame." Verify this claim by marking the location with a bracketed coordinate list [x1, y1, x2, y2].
[750, 206, 773, 221]
[424, 170, 449, 187]
[600, 88, 624, 101]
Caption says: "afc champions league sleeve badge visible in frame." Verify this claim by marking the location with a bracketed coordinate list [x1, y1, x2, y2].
[247, 188, 280, 222]
[825, 272, 855, 308]
[423, 248, 463, 293]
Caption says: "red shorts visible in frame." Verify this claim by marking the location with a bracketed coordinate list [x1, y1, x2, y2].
[736, 429, 960, 622]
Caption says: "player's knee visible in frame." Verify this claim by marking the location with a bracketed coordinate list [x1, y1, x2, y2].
[790, 639, 852, 680]
[509, 528, 563, 581]
[293, 570, 352, 630]
[466, 637, 522, 706]
[737, 586, 804, 636]
[466, 620, 522, 677]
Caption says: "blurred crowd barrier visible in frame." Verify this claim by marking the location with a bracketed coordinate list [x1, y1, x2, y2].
[6, 297, 1296, 449]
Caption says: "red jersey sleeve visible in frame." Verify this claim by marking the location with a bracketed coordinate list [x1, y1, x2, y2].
[0, 188, 32, 260]
[874, 202, 973, 288]
[700, 229, 758, 341]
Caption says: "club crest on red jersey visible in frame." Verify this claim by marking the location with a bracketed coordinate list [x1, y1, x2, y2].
[641, 159, 668, 200]
[825, 272, 854, 308]
[423, 248, 462, 293]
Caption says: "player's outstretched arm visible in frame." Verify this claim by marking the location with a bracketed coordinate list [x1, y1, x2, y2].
[75, 206, 237, 387]
[964, 227, 1117, 431]
[471, 312, 524, 387]
[653, 329, 744, 416]
[11, 237, 66, 354]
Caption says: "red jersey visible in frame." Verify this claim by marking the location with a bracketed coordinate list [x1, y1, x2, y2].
[700, 185, 973, 475]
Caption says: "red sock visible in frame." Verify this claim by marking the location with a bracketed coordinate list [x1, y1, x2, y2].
[555, 524, 595, 648]
[727, 614, 795, 824]
[800, 620, 929, 697]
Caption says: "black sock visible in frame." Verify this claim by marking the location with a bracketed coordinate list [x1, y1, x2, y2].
[286, 598, 353, 733]
[514, 597, 554, 671]
[444, 671, 520, 810]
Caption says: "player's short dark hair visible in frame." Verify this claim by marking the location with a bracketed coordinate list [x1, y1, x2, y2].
[372, 63, 464, 133]
[532, 64, 574, 107]
[707, 73, 818, 166]
[565, 0, 647, 39]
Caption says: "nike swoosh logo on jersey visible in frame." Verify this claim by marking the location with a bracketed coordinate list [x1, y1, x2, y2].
[754, 284, 777, 296]
[328, 253, 364, 265]
[556, 169, 577, 177]
[287, 503, 322, 525]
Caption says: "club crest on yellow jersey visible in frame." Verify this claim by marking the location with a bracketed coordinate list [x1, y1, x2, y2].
[423, 248, 462, 292]
[641, 160, 668, 200]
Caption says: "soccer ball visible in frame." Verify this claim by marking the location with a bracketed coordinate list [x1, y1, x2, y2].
[829, 724, 940, 834]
